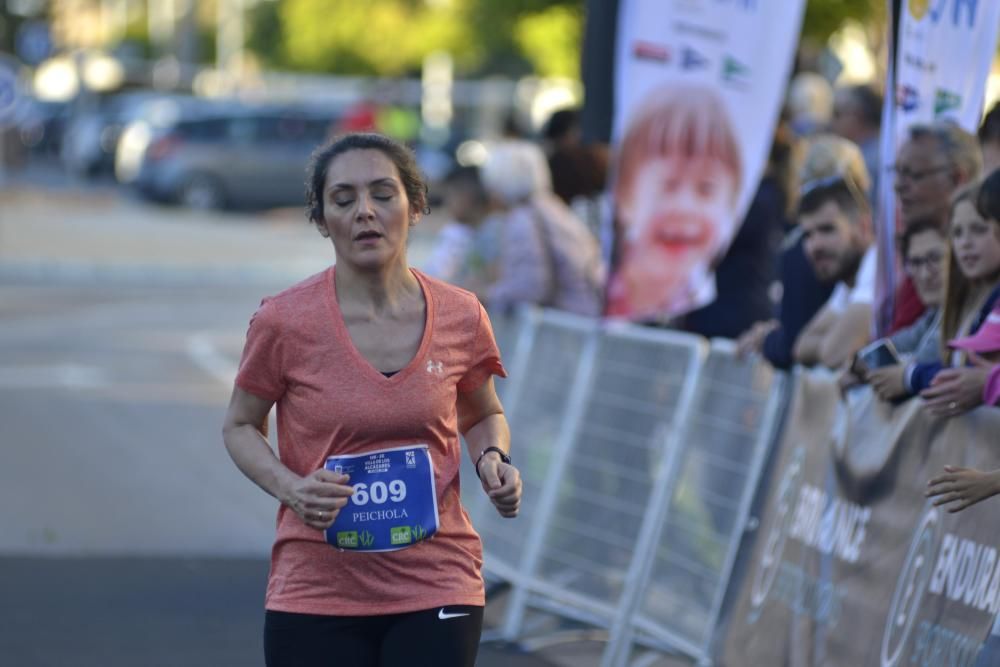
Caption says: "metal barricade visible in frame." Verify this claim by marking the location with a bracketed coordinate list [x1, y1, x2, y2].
[602, 339, 788, 666]
[500, 321, 708, 640]
[466, 309, 600, 582]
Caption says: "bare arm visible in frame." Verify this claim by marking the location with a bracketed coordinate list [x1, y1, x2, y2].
[457, 377, 520, 517]
[818, 303, 872, 370]
[793, 306, 837, 367]
[222, 386, 353, 530]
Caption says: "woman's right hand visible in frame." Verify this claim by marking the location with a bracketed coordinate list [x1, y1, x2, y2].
[282, 470, 354, 531]
[868, 365, 909, 402]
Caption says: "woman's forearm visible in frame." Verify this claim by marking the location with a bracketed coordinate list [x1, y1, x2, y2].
[464, 412, 511, 464]
[222, 423, 299, 504]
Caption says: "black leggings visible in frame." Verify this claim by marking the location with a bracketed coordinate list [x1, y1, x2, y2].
[264, 605, 483, 667]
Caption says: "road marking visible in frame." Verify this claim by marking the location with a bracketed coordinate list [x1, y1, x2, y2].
[0, 363, 109, 388]
[186, 333, 238, 386]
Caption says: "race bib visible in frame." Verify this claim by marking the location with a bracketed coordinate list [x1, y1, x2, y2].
[324, 445, 439, 552]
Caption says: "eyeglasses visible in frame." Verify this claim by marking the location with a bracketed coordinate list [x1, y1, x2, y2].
[890, 164, 951, 182]
[904, 250, 945, 274]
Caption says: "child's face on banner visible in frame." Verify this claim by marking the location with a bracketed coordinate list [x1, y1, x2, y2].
[617, 155, 737, 313]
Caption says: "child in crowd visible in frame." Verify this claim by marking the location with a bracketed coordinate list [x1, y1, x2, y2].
[925, 305, 1000, 512]
[421, 166, 490, 287]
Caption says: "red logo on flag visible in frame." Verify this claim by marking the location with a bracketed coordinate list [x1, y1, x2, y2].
[633, 41, 671, 63]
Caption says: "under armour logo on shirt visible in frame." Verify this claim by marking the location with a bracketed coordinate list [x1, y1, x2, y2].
[426, 360, 444, 376]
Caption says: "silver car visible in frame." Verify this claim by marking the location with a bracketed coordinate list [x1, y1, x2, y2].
[117, 107, 336, 210]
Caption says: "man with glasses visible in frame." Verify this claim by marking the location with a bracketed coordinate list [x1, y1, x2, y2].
[890, 122, 982, 331]
[792, 178, 876, 369]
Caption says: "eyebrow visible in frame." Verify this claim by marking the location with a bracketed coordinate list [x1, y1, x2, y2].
[327, 178, 398, 191]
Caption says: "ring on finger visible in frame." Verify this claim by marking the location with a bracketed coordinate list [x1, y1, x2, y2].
[949, 401, 958, 411]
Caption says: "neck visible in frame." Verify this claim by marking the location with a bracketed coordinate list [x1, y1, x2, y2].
[335, 260, 420, 313]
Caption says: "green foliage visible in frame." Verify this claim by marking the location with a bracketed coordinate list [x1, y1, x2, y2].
[245, 0, 585, 77]
[244, 0, 884, 78]
[514, 4, 584, 78]
[802, 0, 885, 42]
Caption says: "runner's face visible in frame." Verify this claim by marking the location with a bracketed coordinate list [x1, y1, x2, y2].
[616, 155, 736, 312]
[319, 149, 415, 270]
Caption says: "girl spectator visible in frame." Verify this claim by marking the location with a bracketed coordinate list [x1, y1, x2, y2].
[869, 173, 1000, 411]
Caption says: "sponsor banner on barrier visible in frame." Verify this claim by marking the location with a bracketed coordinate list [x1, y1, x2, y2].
[874, 0, 1000, 334]
[721, 371, 1000, 666]
[605, 0, 804, 321]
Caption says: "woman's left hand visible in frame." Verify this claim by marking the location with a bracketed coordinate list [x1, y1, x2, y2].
[920, 354, 991, 417]
[478, 457, 522, 518]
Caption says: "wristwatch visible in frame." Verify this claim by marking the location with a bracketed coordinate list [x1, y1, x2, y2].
[475, 446, 511, 480]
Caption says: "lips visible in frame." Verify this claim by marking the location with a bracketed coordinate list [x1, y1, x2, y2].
[959, 254, 979, 268]
[354, 230, 382, 242]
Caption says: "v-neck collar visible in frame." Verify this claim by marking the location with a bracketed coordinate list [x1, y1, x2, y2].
[324, 266, 434, 385]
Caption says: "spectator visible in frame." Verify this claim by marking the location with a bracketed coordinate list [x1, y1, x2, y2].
[978, 101, 1000, 176]
[925, 306, 1000, 513]
[830, 84, 882, 197]
[890, 121, 982, 331]
[792, 176, 876, 369]
[917, 175, 1000, 416]
[870, 177, 1000, 408]
[844, 215, 947, 395]
[542, 108, 609, 209]
[421, 166, 489, 286]
[737, 134, 870, 368]
[787, 72, 833, 137]
[480, 140, 604, 317]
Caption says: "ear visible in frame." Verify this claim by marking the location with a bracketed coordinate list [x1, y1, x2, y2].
[409, 207, 422, 227]
[315, 222, 330, 238]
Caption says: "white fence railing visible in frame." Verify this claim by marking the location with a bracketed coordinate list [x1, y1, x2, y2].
[471, 307, 789, 667]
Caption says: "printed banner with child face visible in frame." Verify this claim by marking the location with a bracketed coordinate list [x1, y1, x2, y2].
[606, 0, 805, 321]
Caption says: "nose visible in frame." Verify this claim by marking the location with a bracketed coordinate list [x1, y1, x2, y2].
[356, 192, 375, 220]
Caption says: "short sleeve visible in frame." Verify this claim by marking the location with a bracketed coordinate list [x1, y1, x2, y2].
[457, 303, 508, 393]
[234, 298, 287, 402]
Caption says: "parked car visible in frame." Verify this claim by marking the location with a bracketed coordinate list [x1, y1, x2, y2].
[116, 106, 336, 210]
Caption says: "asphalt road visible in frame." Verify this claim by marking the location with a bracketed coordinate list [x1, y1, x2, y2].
[0, 279, 568, 667]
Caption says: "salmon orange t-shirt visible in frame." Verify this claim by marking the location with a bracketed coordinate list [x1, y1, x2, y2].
[234, 267, 506, 616]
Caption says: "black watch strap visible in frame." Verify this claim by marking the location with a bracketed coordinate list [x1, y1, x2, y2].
[475, 446, 511, 480]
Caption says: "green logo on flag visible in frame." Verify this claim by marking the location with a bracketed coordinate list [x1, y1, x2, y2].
[358, 530, 375, 548]
[391, 526, 412, 545]
[412, 524, 428, 542]
[723, 56, 751, 83]
[336, 531, 358, 548]
[934, 89, 962, 116]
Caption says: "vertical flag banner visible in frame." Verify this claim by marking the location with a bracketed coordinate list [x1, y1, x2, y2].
[875, 0, 1000, 335]
[606, 0, 805, 321]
